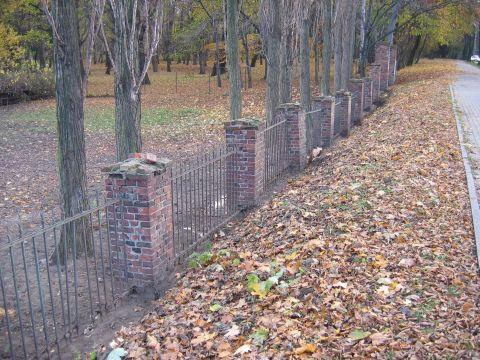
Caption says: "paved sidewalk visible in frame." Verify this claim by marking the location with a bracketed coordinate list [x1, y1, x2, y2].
[452, 61, 480, 267]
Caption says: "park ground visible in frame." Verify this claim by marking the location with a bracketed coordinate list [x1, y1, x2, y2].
[99, 60, 479, 358]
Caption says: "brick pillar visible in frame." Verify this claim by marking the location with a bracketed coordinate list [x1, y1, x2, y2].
[369, 64, 381, 104]
[105, 154, 173, 288]
[225, 119, 265, 208]
[312, 96, 335, 148]
[347, 79, 365, 126]
[389, 45, 397, 86]
[275, 104, 307, 170]
[335, 90, 352, 137]
[375, 43, 390, 91]
[363, 77, 373, 112]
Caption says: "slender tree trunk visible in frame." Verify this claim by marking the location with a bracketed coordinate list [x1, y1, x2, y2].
[340, 0, 357, 88]
[242, 34, 253, 88]
[52, 0, 90, 259]
[300, 11, 311, 113]
[279, 0, 293, 103]
[387, 0, 402, 47]
[348, 2, 357, 77]
[358, 0, 367, 77]
[474, 21, 480, 56]
[262, 0, 281, 122]
[407, 35, 421, 66]
[112, 3, 142, 161]
[226, 0, 242, 119]
[333, 0, 343, 91]
[199, 50, 206, 74]
[139, 21, 151, 85]
[314, 41, 319, 86]
[213, 19, 222, 87]
[163, 1, 174, 72]
[321, 0, 332, 95]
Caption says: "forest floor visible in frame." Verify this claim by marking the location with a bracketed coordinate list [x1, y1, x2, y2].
[0, 62, 280, 226]
[101, 60, 480, 359]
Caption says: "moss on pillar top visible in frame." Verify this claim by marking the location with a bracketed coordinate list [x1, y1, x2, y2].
[103, 156, 171, 178]
[224, 117, 262, 130]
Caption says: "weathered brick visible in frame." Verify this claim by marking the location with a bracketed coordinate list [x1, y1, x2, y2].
[375, 43, 390, 91]
[335, 90, 352, 137]
[105, 154, 173, 289]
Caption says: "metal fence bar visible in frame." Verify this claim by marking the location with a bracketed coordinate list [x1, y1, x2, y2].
[0, 195, 125, 358]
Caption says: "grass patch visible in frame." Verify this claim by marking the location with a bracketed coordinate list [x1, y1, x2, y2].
[8, 105, 203, 132]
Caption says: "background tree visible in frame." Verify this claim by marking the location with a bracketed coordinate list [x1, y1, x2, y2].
[321, 0, 333, 95]
[104, 0, 163, 161]
[260, 0, 281, 122]
[225, 0, 242, 119]
[41, 0, 104, 257]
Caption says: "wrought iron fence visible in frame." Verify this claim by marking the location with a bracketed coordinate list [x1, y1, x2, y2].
[262, 119, 288, 189]
[304, 109, 323, 154]
[170, 146, 239, 263]
[0, 192, 125, 359]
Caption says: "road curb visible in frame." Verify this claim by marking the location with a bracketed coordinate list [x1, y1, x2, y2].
[450, 85, 480, 271]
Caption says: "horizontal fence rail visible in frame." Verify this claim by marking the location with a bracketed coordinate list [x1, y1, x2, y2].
[262, 119, 288, 189]
[0, 192, 125, 359]
[170, 146, 239, 264]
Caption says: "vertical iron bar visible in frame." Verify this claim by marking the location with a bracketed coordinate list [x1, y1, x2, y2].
[31, 234, 51, 355]
[81, 216, 95, 322]
[62, 222, 72, 339]
[40, 213, 61, 357]
[71, 221, 80, 334]
[51, 224, 66, 331]
[6, 235, 27, 358]
[18, 219, 40, 358]
[192, 157, 198, 244]
[188, 164, 193, 246]
[95, 191, 108, 308]
[104, 206, 115, 304]
[0, 262, 15, 360]
[88, 207, 102, 311]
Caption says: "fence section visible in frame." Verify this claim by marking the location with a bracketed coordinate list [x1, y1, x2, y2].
[0, 193, 125, 359]
[262, 119, 288, 189]
[170, 146, 239, 263]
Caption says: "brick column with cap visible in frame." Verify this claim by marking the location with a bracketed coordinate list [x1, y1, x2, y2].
[369, 64, 381, 104]
[335, 90, 352, 137]
[348, 79, 365, 126]
[104, 153, 173, 288]
[363, 77, 373, 112]
[225, 119, 265, 208]
[375, 43, 390, 91]
[312, 96, 335, 148]
[389, 45, 397, 86]
[275, 103, 307, 171]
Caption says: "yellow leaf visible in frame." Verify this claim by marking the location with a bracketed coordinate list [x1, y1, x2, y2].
[294, 343, 317, 355]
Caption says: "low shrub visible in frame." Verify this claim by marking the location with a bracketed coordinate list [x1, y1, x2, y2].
[0, 69, 55, 103]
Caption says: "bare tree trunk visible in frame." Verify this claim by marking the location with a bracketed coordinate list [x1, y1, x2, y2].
[333, 0, 344, 91]
[213, 19, 222, 87]
[51, 0, 90, 258]
[300, 8, 311, 113]
[163, 0, 174, 72]
[241, 34, 253, 88]
[340, 0, 357, 88]
[112, 2, 142, 161]
[261, 0, 281, 122]
[387, 0, 402, 47]
[474, 21, 479, 56]
[279, 0, 293, 103]
[348, 2, 357, 76]
[359, 0, 367, 77]
[199, 50, 206, 74]
[226, 0, 242, 119]
[321, 0, 332, 95]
